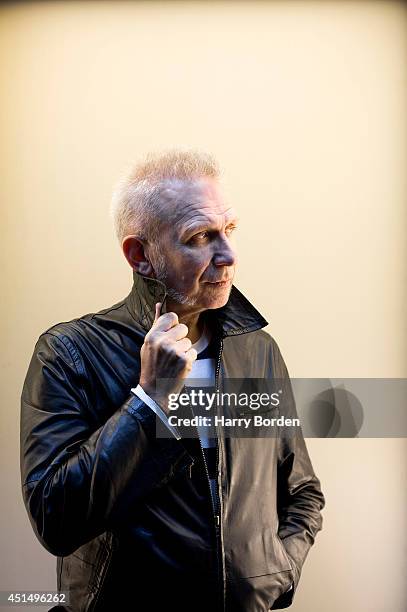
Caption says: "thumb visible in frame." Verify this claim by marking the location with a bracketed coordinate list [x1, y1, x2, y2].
[153, 302, 162, 324]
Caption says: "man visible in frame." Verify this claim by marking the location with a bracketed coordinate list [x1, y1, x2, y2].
[20, 150, 325, 612]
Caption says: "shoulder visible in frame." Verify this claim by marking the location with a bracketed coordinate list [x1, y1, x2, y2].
[37, 296, 129, 342]
[253, 329, 288, 374]
[32, 296, 132, 364]
[223, 328, 289, 376]
[223, 327, 278, 351]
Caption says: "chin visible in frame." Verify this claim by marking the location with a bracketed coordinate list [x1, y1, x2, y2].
[203, 289, 232, 310]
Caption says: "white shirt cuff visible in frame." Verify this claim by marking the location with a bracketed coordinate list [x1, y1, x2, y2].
[131, 384, 181, 440]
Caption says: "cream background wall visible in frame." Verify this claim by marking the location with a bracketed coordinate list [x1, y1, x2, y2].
[1, 2, 406, 611]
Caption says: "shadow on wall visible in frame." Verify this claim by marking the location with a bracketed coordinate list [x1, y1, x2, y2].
[293, 379, 407, 438]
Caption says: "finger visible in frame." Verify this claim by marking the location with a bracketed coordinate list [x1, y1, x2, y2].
[185, 347, 198, 362]
[153, 302, 162, 324]
[175, 337, 193, 353]
[166, 322, 189, 342]
[153, 310, 179, 332]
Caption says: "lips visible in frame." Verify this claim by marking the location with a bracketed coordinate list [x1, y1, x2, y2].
[206, 279, 232, 285]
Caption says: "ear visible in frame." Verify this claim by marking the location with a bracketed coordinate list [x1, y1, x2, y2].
[122, 236, 155, 277]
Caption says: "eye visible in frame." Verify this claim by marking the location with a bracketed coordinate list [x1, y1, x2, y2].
[187, 226, 237, 245]
[188, 231, 210, 244]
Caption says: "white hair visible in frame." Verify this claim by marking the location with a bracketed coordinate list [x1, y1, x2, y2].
[110, 148, 220, 246]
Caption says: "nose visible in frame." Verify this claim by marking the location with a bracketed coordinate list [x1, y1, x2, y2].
[212, 235, 238, 268]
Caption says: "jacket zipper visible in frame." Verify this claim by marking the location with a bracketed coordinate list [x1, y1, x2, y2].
[214, 337, 226, 612]
[188, 335, 225, 612]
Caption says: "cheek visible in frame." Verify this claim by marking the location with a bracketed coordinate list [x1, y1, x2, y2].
[192, 255, 210, 281]
[178, 250, 209, 283]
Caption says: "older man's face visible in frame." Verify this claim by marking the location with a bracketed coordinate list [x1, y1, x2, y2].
[151, 177, 238, 313]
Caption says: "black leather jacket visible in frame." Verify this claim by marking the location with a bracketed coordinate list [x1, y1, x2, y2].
[20, 271, 325, 612]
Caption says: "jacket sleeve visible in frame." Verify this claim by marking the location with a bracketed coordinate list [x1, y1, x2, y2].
[270, 337, 325, 608]
[20, 331, 194, 557]
[132, 383, 182, 440]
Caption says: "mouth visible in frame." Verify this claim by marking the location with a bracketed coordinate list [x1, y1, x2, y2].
[205, 279, 232, 287]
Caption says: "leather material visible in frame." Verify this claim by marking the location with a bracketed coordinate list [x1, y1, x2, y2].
[21, 270, 325, 612]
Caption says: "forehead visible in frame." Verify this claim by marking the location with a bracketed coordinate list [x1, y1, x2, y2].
[158, 177, 237, 232]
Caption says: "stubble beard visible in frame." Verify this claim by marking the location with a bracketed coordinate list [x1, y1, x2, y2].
[152, 249, 199, 307]
[152, 247, 233, 309]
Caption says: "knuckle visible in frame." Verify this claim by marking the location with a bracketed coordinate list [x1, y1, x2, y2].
[168, 312, 179, 324]
[178, 354, 188, 367]
[143, 333, 154, 346]
[159, 337, 172, 351]
[178, 323, 188, 336]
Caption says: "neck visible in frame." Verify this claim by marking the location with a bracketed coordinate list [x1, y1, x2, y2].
[181, 313, 205, 344]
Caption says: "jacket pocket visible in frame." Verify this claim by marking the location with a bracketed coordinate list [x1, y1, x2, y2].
[269, 531, 293, 573]
[226, 526, 292, 579]
[88, 532, 114, 611]
[226, 528, 294, 612]
[58, 532, 113, 612]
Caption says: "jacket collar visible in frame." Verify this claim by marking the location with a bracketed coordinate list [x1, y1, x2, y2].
[126, 270, 268, 338]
